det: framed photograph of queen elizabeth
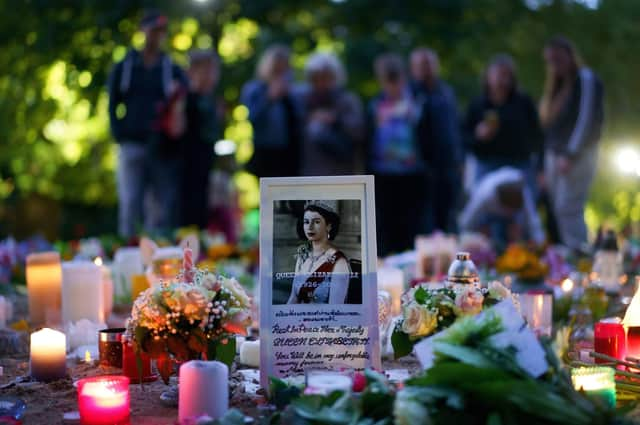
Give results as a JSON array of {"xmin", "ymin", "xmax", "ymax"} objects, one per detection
[{"xmin": 259, "ymin": 176, "xmax": 380, "ymax": 389}]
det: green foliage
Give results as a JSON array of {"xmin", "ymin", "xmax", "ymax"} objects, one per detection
[{"xmin": 2, "ymin": 0, "xmax": 640, "ymax": 232}]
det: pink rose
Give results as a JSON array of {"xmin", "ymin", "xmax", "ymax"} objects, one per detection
[{"xmin": 455, "ymin": 287, "xmax": 484, "ymax": 316}]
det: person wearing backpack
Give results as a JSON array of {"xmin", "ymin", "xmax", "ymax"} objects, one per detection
[
  {"xmin": 108, "ymin": 10, "xmax": 188, "ymax": 237},
  {"xmin": 367, "ymin": 53, "xmax": 428, "ymax": 255}
]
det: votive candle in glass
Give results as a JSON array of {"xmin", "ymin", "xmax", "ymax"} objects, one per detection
[
  {"xmin": 77, "ymin": 375, "xmax": 130, "ymax": 425},
  {"xmin": 594, "ymin": 320, "xmax": 626, "ymax": 362},
  {"xmin": 520, "ymin": 292, "xmax": 553, "ymax": 337},
  {"xmin": 99, "ymin": 328, "xmax": 125, "ymax": 368},
  {"xmin": 30, "ymin": 328, "xmax": 67, "ymax": 382},
  {"xmin": 571, "ymin": 367, "xmax": 616, "ymax": 408},
  {"xmin": 122, "ymin": 338, "xmax": 155, "ymax": 383}
]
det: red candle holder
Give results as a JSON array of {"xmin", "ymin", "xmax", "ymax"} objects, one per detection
[
  {"xmin": 122, "ymin": 339, "xmax": 157, "ymax": 383},
  {"xmin": 627, "ymin": 326, "xmax": 640, "ymax": 360},
  {"xmin": 77, "ymin": 375, "xmax": 130, "ymax": 425},
  {"xmin": 594, "ymin": 321, "xmax": 626, "ymax": 362}
]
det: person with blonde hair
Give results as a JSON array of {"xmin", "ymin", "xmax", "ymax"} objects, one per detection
[
  {"xmin": 539, "ymin": 36, "xmax": 604, "ymax": 252},
  {"xmin": 241, "ymin": 44, "xmax": 302, "ymax": 177},
  {"xmin": 299, "ymin": 52, "xmax": 364, "ymax": 175}
]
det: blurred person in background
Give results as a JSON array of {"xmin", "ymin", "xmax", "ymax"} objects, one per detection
[
  {"xmin": 299, "ymin": 53, "xmax": 365, "ymax": 176},
  {"xmin": 368, "ymin": 53, "xmax": 428, "ymax": 255},
  {"xmin": 539, "ymin": 36, "xmax": 604, "ymax": 252},
  {"xmin": 463, "ymin": 54, "xmax": 543, "ymax": 188},
  {"xmin": 181, "ymin": 49, "xmax": 224, "ymax": 229},
  {"xmin": 241, "ymin": 45, "xmax": 302, "ymax": 177},
  {"xmin": 108, "ymin": 10, "xmax": 188, "ymax": 237},
  {"xmin": 410, "ymin": 47, "xmax": 463, "ymax": 233}
]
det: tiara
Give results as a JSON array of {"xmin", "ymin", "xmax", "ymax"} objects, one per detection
[{"xmin": 305, "ymin": 200, "xmax": 338, "ymax": 214}]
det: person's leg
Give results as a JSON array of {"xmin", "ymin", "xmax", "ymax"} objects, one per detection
[
  {"xmin": 551, "ymin": 147, "xmax": 598, "ymax": 250},
  {"xmin": 116, "ymin": 143, "xmax": 146, "ymax": 238},
  {"xmin": 147, "ymin": 151, "xmax": 182, "ymax": 236}
]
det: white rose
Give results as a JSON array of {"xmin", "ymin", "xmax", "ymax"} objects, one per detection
[
  {"xmin": 488, "ymin": 281, "xmax": 511, "ymax": 300},
  {"xmin": 401, "ymin": 302, "xmax": 438, "ymax": 338},
  {"xmin": 394, "ymin": 389, "xmax": 431, "ymax": 425}
]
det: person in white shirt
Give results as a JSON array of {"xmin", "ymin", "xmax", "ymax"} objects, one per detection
[{"xmin": 460, "ymin": 167, "xmax": 545, "ymax": 247}]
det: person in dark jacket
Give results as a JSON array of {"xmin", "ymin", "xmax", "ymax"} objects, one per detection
[
  {"xmin": 299, "ymin": 53, "xmax": 365, "ymax": 176},
  {"xmin": 240, "ymin": 45, "xmax": 301, "ymax": 177},
  {"xmin": 181, "ymin": 50, "xmax": 223, "ymax": 229},
  {"xmin": 539, "ymin": 36, "xmax": 604, "ymax": 251},
  {"xmin": 368, "ymin": 53, "xmax": 427, "ymax": 255},
  {"xmin": 410, "ymin": 47, "xmax": 463, "ymax": 233},
  {"xmin": 108, "ymin": 10, "xmax": 188, "ymax": 237},
  {"xmin": 464, "ymin": 54, "xmax": 543, "ymax": 185}
]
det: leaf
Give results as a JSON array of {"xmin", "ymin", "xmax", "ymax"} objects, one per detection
[
  {"xmin": 216, "ymin": 409, "xmax": 246, "ymax": 425},
  {"xmin": 431, "ymin": 342, "xmax": 495, "ymax": 368},
  {"xmin": 391, "ymin": 326, "xmax": 414, "ymax": 359},
  {"xmin": 187, "ymin": 329, "xmax": 207, "ymax": 353},
  {"xmin": 269, "ymin": 377, "xmax": 302, "ymax": 410},
  {"xmin": 156, "ymin": 354, "xmax": 173, "ymax": 385},
  {"xmin": 167, "ymin": 334, "xmax": 190, "ymax": 361},
  {"xmin": 212, "ymin": 338, "xmax": 236, "ymax": 367},
  {"xmin": 414, "ymin": 286, "xmax": 428, "ymax": 304}
]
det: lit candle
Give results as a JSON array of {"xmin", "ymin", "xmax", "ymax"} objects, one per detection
[
  {"xmin": 30, "ymin": 328, "xmax": 67, "ymax": 382},
  {"xmin": 62, "ymin": 261, "xmax": 104, "ymax": 324},
  {"xmin": 122, "ymin": 338, "xmax": 155, "ymax": 383},
  {"xmin": 561, "ymin": 278, "xmax": 574, "ymax": 294},
  {"xmin": 306, "ymin": 370, "xmax": 353, "ymax": 395},
  {"xmin": 26, "ymin": 252, "xmax": 62, "ymax": 326},
  {"xmin": 623, "ymin": 285, "xmax": 640, "ymax": 359},
  {"xmin": 594, "ymin": 320, "xmax": 626, "ymax": 362},
  {"xmin": 77, "ymin": 375, "xmax": 130, "ymax": 425},
  {"xmin": 183, "ymin": 245, "xmax": 194, "ymax": 283},
  {"xmin": 94, "ymin": 258, "xmax": 113, "ymax": 321},
  {"xmin": 378, "ymin": 267, "xmax": 404, "ymax": 316},
  {"xmin": 113, "ymin": 247, "xmax": 143, "ymax": 301},
  {"xmin": 179, "ymin": 361, "xmax": 228, "ymax": 422},
  {"xmin": 571, "ymin": 367, "xmax": 616, "ymax": 407},
  {"xmin": 519, "ymin": 293, "xmax": 553, "ymax": 337},
  {"xmin": 239, "ymin": 340, "xmax": 260, "ymax": 367}
]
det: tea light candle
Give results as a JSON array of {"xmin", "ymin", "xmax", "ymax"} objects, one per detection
[
  {"xmin": 571, "ymin": 367, "xmax": 616, "ymax": 407},
  {"xmin": 179, "ymin": 361, "xmax": 228, "ymax": 422},
  {"xmin": 239, "ymin": 340, "xmax": 260, "ymax": 367},
  {"xmin": 306, "ymin": 370, "xmax": 353, "ymax": 395},
  {"xmin": 62, "ymin": 261, "xmax": 103, "ymax": 324},
  {"xmin": 519, "ymin": 293, "xmax": 553, "ymax": 337},
  {"xmin": 30, "ymin": 328, "xmax": 67, "ymax": 382},
  {"xmin": 378, "ymin": 267, "xmax": 404, "ymax": 316},
  {"xmin": 26, "ymin": 252, "xmax": 62, "ymax": 326},
  {"xmin": 77, "ymin": 375, "xmax": 130, "ymax": 425}
]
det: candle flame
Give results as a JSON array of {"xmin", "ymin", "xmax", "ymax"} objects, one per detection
[
  {"xmin": 561, "ymin": 278, "xmax": 574, "ymax": 293},
  {"xmin": 85, "ymin": 350, "xmax": 92, "ymax": 363},
  {"xmin": 94, "ymin": 257, "xmax": 103, "ymax": 266}
]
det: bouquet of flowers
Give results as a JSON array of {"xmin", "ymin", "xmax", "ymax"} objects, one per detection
[
  {"xmin": 391, "ymin": 281, "xmax": 516, "ymax": 358},
  {"xmin": 126, "ymin": 266, "xmax": 251, "ymax": 383},
  {"xmin": 496, "ymin": 244, "xmax": 548, "ymax": 282}
]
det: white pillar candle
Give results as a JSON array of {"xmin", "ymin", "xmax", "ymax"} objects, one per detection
[
  {"xmin": 94, "ymin": 258, "xmax": 113, "ymax": 321},
  {"xmin": 62, "ymin": 261, "xmax": 103, "ymax": 324},
  {"xmin": 377, "ymin": 267, "xmax": 404, "ymax": 316},
  {"xmin": 235, "ymin": 336, "xmax": 246, "ymax": 354},
  {"xmin": 26, "ymin": 252, "xmax": 62, "ymax": 326},
  {"xmin": 179, "ymin": 360, "xmax": 228, "ymax": 422},
  {"xmin": 239, "ymin": 340, "xmax": 260, "ymax": 367},
  {"xmin": 0, "ymin": 295, "xmax": 12, "ymax": 328},
  {"xmin": 113, "ymin": 248, "xmax": 143, "ymax": 300},
  {"xmin": 306, "ymin": 370, "xmax": 353, "ymax": 395},
  {"xmin": 30, "ymin": 328, "xmax": 67, "ymax": 382}
]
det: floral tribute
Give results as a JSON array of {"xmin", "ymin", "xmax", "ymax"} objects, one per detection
[
  {"xmin": 126, "ymin": 247, "xmax": 251, "ymax": 383},
  {"xmin": 495, "ymin": 243, "xmax": 548, "ymax": 282},
  {"xmin": 391, "ymin": 281, "xmax": 516, "ymax": 358}
]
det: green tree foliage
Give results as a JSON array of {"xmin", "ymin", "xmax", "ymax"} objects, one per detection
[{"xmin": 1, "ymin": 0, "xmax": 639, "ymax": 233}]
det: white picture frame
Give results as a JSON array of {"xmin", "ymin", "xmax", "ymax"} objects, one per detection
[{"xmin": 259, "ymin": 175, "xmax": 380, "ymax": 389}]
